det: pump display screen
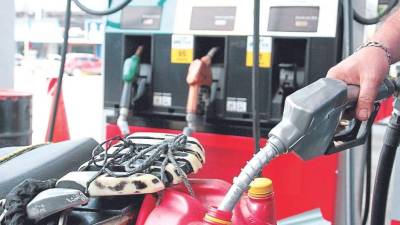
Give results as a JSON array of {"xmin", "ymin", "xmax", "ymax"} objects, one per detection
[
  {"xmin": 268, "ymin": 6, "xmax": 319, "ymax": 32},
  {"xmin": 121, "ymin": 6, "xmax": 162, "ymax": 30},
  {"xmin": 190, "ymin": 7, "xmax": 236, "ymax": 31}
]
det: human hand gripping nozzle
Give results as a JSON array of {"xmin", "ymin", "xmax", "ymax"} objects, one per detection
[{"xmin": 217, "ymin": 77, "xmax": 396, "ymax": 213}]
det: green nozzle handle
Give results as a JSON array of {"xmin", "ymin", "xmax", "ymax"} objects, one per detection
[{"xmin": 122, "ymin": 46, "xmax": 144, "ymax": 82}]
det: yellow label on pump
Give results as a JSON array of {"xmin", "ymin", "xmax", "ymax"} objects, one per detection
[
  {"xmin": 246, "ymin": 52, "xmax": 271, "ymax": 68},
  {"xmin": 246, "ymin": 36, "xmax": 272, "ymax": 68},
  {"xmin": 171, "ymin": 34, "xmax": 194, "ymax": 64},
  {"xmin": 171, "ymin": 49, "xmax": 193, "ymax": 64}
]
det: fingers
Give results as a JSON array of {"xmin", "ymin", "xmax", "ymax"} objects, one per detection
[
  {"xmin": 326, "ymin": 48, "xmax": 389, "ymax": 121},
  {"xmin": 356, "ymin": 76, "xmax": 380, "ymax": 120},
  {"xmin": 327, "ymin": 61, "xmax": 360, "ymax": 85},
  {"xmin": 328, "ymin": 64, "xmax": 379, "ymax": 121},
  {"xmin": 326, "ymin": 66, "xmax": 343, "ymax": 80}
]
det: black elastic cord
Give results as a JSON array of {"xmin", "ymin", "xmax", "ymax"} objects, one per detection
[
  {"xmin": 83, "ymin": 134, "xmax": 195, "ymax": 197},
  {"xmin": 72, "ymin": 0, "xmax": 133, "ymax": 16},
  {"xmin": 47, "ymin": 0, "xmax": 72, "ymax": 142}
]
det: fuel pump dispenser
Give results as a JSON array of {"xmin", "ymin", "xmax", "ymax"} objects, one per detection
[
  {"xmin": 103, "ymin": 0, "xmax": 346, "ymax": 221},
  {"xmin": 106, "ymin": 0, "xmax": 341, "ymax": 131},
  {"xmin": 173, "ymin": 0, "xmax": 263, "ymax": 130},
  {"xmin": 104, "ymin": 0, "xmax": 178, "ymax": 120},
  {"xmin": 260, "ymin": 0, "xmax": 342, "ymax": 121}
]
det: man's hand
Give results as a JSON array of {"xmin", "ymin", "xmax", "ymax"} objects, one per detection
[
  {"xmin": 327, "ymin": 47, "xmax": 389, "ymax": 120},
  {"xmin": 327, "ymin": 7, "xmax": 400, "ymax": 120}
]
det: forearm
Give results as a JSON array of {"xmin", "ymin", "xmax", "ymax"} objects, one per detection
[{"xmin": 371, "ymin": 8, "xmax": 400, "ymax": 62}]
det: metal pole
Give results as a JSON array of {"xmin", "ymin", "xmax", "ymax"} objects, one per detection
[{"xmin": 252, "ymin": 0, "xmax": 260, "ymax": 153}]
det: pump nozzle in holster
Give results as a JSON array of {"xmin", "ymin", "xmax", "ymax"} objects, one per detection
[
  {"xmin": 271, "ymin": 63, "xmax": 305, "ymax": 120},
  {"xmin": 117, "ymin": 46, "xmax": 144, "ymax": 136},
  {"xmin": 218, "ymin": 77, "xmax": 397, "ymax": 212},
  {"xmin": 183, "ymin": 47, "xmax": 219, "ymax": 136}
]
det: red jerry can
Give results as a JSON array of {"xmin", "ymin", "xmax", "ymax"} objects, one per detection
[{"xmin": 137, "ymin": 178, "xmax": 277, "ymax": 225}]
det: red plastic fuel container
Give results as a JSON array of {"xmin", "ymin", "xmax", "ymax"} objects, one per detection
[
  {"xmin": 137, "ymin": 178, "xmax": 277, "ymax": 225},
  {"xmin": 236, "ymin": 177, "xmax": 277, "ymax": 224}
]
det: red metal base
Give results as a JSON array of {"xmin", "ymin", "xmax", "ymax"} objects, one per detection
[{"xmin": 106, "ymin": 123, "xmax": 338, "ymax": 221}]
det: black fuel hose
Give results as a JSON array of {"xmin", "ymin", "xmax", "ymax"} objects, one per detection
[
  {"xmin": 48, "ymin": 0, "xmax": 134, "ymax": 141},
  {"xmin": 361, "ymin": 131, "xmax": 372, "ymax": 225},
  {"xmin": 370, "ymin": 110, "xmax": 400, "ymax": 225},
  {"xmin": 72, "ymin": 0, "xmax": 133, "ymax": 16},
  {"xmin": 47, "ymin": 0, "xmax": 72, "ymax": 142},
  {"xmin": 353, "ymin": 0, "xmax": 398, "ymax": 25}
]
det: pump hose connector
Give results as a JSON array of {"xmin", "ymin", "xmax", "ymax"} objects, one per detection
[{"xmin": 218, "ymin": 136, "xmax": 286, "ymax": 212}]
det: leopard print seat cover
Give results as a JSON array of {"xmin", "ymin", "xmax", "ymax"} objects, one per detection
[{"xmin": 56, "ymin": 132, "xmax": 205, "ymax": 196}]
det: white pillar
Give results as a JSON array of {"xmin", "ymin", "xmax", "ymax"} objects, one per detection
[
  {"xmin": 334, "ymin": 0, "xmax": 369, "ymax": 224},
  {"xmin": 0, "ymin": 0, "xmax": 15, "ymax": 89}
]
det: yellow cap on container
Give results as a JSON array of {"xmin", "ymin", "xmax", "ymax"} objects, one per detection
[
  {"xmin": 204, "ymin": 214, "xmax": 232, "ymax": 225},
  {"xmin": 248, "ymin": 177, "xmax": 273, "ymax": 199}
]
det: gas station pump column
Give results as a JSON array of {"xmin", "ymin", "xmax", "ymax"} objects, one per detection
[{"xmin": 0, "ymin": 0, "xmax": 15, "ymax": 89}]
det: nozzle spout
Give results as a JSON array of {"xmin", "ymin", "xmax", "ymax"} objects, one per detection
[
  {"xmin": 135, "ymin": 45, "xmax": 144, "ymax": 57},
  {"xmin": 218, "ymin": 136, "xmax": 285, "ymax": 212},
  {"xmin": 206, "ymin": 47, "xmax": 219, "ymax": 59}
]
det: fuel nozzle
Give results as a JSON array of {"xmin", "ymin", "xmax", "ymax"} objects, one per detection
[
  {"xmin": 117, "ymin": 45, "xmax": 144, "ymax": 136},
  {"xmin": 183, "ymin": 47, "xmax": 219, "ymax": 136},
  {"xmin": 218, "ymin": 77, "xmax": 397, "ymax": 213}
]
